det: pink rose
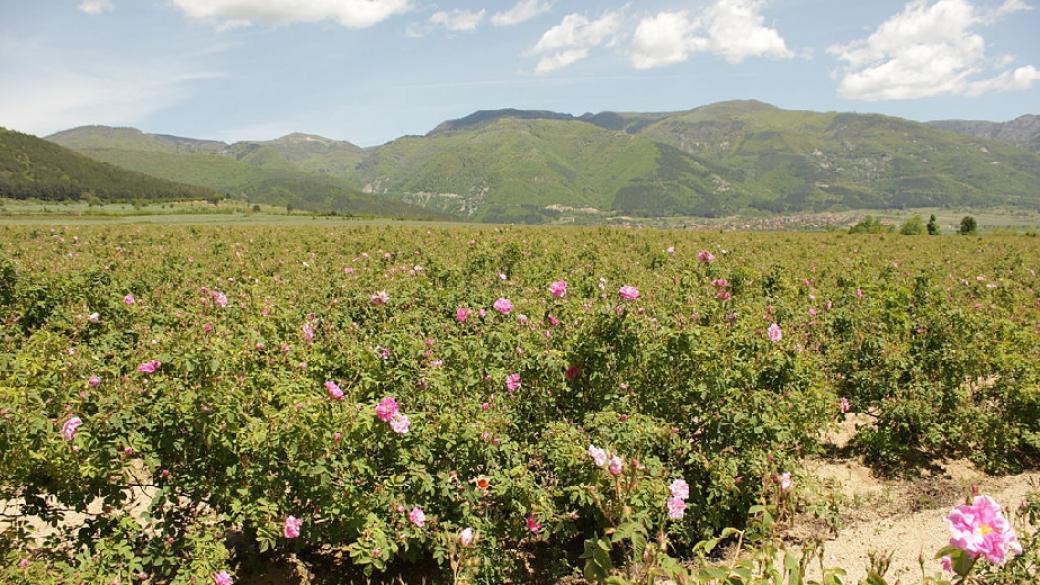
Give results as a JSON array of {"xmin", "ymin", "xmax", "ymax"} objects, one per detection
[
  {"xmin": 667, "ymin": 496, "xmax": 687, "ymax": 519},
  {"xmin": 549, "ymin": 280, "xmax": 568, "ymax": 298},
  {"xmin": 670, "ymin": 479, "xmax": 690, "ymax": 500},
  {"xmin": 493, "ymin": 298, "xmax": 513, "ymax": 314},
  {"xmin": 947, "ymin": 495, "xmax": 1022, "ymax": 565},
  {"xmin": 408, "ymin": 506, "xmax": 425, "ymax": 528},
  {"xmin": 283, "ymin": 516, "xmax": 302, "ymax": 539},
  {"xmin": 325, "ymin": 381, "xmax": 344, "ymax": 400},
  {"xmin": 88, "ymin": 312, "xmax": 100, "ymax": 323},
  {"xmin": 88, "ymin": 375, "xmax": 101, "ymax": 387},
  {"xmin": 608, "ymin": 455, "xmax": 624, "ymax": 476},
  {"xmin": 123, "ymin": 293, "xmax": 136, "ymax": 305},
  {"xmin": 779, "ymin": 472, "xmax": 793, "ymax": 492},
  {"xmin": 697, "ymin": 250, "xmax": 715, "ymax": 264},
  {"xmin": 618, "ymin": 286, "xmax": 640, "ymax": 300},
  {"xmin": 505, "ymin": 373, "xmax": 521, "ymax": 392},
  {"xmin": 526, "ymin": 516, "xmax": 542, "ymax": 534},
  {"xmin": 587, "ymin": 445, "xmax": 608, "ymax": 467},
  {"xmin": 137, "ymin": 360, "xmax": 161, "ymax": 374},
  {"xmin": 61, "ymin": 416, "xmax": 82, "ymax": 441},
  {"xmin": 214, "ymin": 571, "xmax": 233, "ymax": 585},
  {"xmin": 389, "ymin": 412, "xmax": 411, "ymax": 434},
  {"xmin": 375, "ymin": 397, "xmax": 399, "ymax": 422},
  {"xmin": 767, "ymin": 323, "xmax": 782, "ymax": 343},
  {"xmin": 455, "ymin": 307, "xmax": 470, "ymax": 322}
]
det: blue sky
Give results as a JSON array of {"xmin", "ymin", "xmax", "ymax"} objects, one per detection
[{"xmin": 1, "ymin": 0, "xmax": 1037, "ymax": 146}]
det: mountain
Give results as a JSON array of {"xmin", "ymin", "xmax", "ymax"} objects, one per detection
[
  {"xmin": 354, "ymin": 100, "xmax": 1040, "ymax": 219},
  {"xmin": 928, "ymin": 115, "xmax": 1040, "ymax": 152},
  {"xmin": 45, "ymin": 101, "xmax": 1040, "ymax": 223},
  {"xmin": 47, "ymin": 127, "xmax": 442, "ymax": 219},
  {"xmin": 0, "ymin": 127, "xmax": 214, "ymax": 202}
]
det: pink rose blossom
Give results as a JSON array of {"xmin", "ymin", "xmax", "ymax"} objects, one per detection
[
  {"xmin": 408, "ymin": 506, "xmax": 425, "ymax": 528},
  {"xmin": 667, "ymin": 496, "xmax": 687, "ymax": 519},
  {"xmin": 505, "ymin": 373, "xmax": 522, "ymax": 392},
  {"xmin": 389, "ymin": 412, "xmax": 411, "ymax": 434},
  {"xmin": 767, "ymin": 323, "xmax": 783, "ymax": 343},
  {"xmin": 546, "ymin": 314, "xmax": 561, "ymax": 327},
  {"xmin": 137, "ymin": 360, "xmax": 161, "ymax": 374},
  {"xmin": 283, "ymin": 516, "xmax": 302, "ymax": 539},
  {"xmin": 839, "ymin": 397, "xmax": 850, "ymax": 413},
  {"xmin": 123, "ymin": 293, "xmax": 136, "ymax": 305},
  {"xmin": 88, "ymin": 375, "xmax": 101, "ymax": 387},
  {"xmin": 947, "ymin": 495, "xmax": 1022, "ymax": 565},
  {"xmin": 61, "ymin": 416, "xmax": 82, "ymax": 441},
  {"xmin": 711, "ymin": 278, "xmax": 729, "ymax": 288},
  {"xmin": 526, "ymin": 516, "xmax": 542, "ymax": 534},
  {"xmin": 588, "ymin": 445, "xmax": 608, "ymax": 467},
  {"xmin": 608, "ymin": 455, "xmax": 624, "ymax": 476},
  {"xmin": 493, "ymin": 298, "xmax": 513, "ymax": 314},
  {"xmin": 618, "ymin": 286, "xmax": 640, "ymax": 300},
  {"xmin": 670, "ymin": 479, "xmax": 690, "ymax": 500},
  {"xmin": 214, "ymin": 571, "xmax": 233, "ymax": 585},
  {"xmin": 779, "ymin": 472, "xmax": 793, "ymax": 492},
  {"xmin": 325, "ymin": 381, "xmax": 344, "ymax": 401},
  {"xmin": 666, "ymin": 246, "xmax": 675, "ymax": 255},
  {"xmin": 855, "ymin": 288, "xmax": 864, "ymax": 299},
  {"xmin": 549, "ymin": 280, "xmax": 568, "ymax": 298},
  {"xmin": 18, "ymin": 558, "xmax": 29, "ymax": 570},
  {"xmin": 459, "ymin": 527, "xmax": 475, "ymax": 547},
  {"xmin": 376, "ymin": 397, "xmax": 399, "ymax": 422},
  {"xmin": 88, "ymin": 312, "xmax": 100, "ymax": 323},
  {"xmin": 697, "ymin": 250, "xmax": 715, "ymax": 264},
  {"xmin": 716, "ymin": 290, "xmax": 732, "ymax": 301},
  {"xmin": 302, "ymin": 321, "xmax": 315, "ymax": 343},
  {"xmin": 456, "ymin": 307, "xmax": 470, "ymax": 322},
  {"xmin": 808, "ymin": 307, "xmax": 818, "ymax": 317},
  {"xmin": 940, "ymin": 556, "xmax": 953, "ymax": 573}
]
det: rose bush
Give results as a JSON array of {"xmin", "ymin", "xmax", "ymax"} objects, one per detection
[{"xmin": 0, "ymin": 226, "xmax": 1037, "ymax": 583}]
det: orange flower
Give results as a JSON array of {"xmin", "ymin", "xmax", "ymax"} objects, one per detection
[{"xmin": 474, "ymin": 476, "xmax": 490, "ymax": 491}]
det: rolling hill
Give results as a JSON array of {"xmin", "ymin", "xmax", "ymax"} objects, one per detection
[
  {"xmin": 0, "ymin": 127, "xmax": 214, "ymax": 202},
  {"xmin": 46, "ymin": 127, "xmax": 443, "ymax": 219},
  {"xmin": 45, "ymin": 102, "xmax": 1040, "ymax": 223}
]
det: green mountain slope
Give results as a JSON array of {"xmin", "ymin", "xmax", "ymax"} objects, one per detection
[
  {"xmin": 47, "ymin": 128, "xmax": 441, "ymax": 219},
  {"xmin": 0, "ymin": 128, "xmax": 215, "ymax": 202},
  {"xmin": 633, "ymin": 101, "xmax": 1040, "ymax": 212},
  {"xmin": 358, "ymin": 118, "xmax": 744, "ymax": 221}
]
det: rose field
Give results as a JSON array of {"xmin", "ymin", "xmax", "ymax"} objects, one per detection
[{"xmin": 1, "ymin": 224, "xmax": 1039, "ymax": 585}]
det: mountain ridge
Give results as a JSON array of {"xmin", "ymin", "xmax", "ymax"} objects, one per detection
[{"xmin": 43, "ymin": 101, "xmax": 1040, "ymax": 223}]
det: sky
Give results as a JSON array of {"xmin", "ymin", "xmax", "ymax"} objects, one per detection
[{"xmin": 0, "ymin": 0, "xmax": 1038, "ymax": 146}]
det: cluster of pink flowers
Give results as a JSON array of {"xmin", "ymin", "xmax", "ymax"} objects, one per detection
[
  {"xmin": 667, "ymin": 478, "xmax": 690, "ymax": 520},
  {"xmin": 946, "ymin": 495, "xmax": 1022, "ymax": 565},
  {"xmin": 587, "ymin": 445, "xmax": 624, "ymax": 476},
  {"xmin": 376, "ymin": 397, "xmax": 410, "ymax": 434}
]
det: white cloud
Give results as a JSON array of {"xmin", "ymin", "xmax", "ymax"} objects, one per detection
[
  {"xmin": 828, "ymin": 0, "xmax": 1038, "ymax": 100},
  {"xmin": 0, "ymin": 38, "xmax": 220, "ymax": 136},
  {"xmin": 429, "ymin": 8, "xmax": 486, "ymax": 31},
  {"xmin": 492, "ymin": 0, "xmax": 554, "ymax": 26},
  {"xmin": 78, "ymin": 0, "xmax": 114, "ymax": 15},
  {"xmin": 529, "ymin": 11, "xmax": 623, "ymax": 73},
  {"xmin": 170, "ymin": 0, "xmax": 411, "ymax": 29},
  {"xmin": 631, "ymin": 0, "xmax": 792, "ymax": 69}
]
